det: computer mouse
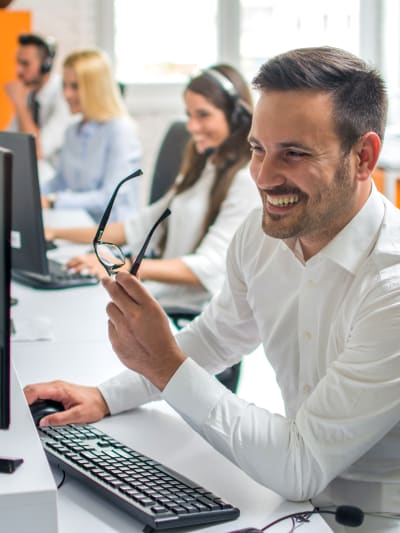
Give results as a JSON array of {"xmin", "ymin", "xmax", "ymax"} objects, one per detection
[
  {"xmin": 29, "ymin": 399, "xmax": 65, "ymax": 427},
  {"xmin": 45, "ymin": 239, "xmax": 58, "ymax": 251}
]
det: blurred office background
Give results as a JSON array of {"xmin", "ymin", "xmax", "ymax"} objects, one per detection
[
  {"xmin": 3, "ymin": 0, "xmax": 400, "ymax": 204},
  {"xmin": 2, "ymin": 0, "xmax": 400, "ymax": 412}
]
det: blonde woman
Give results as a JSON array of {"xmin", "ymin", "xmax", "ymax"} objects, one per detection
[{"xmin": 41, "ymin": 49, "xmax": 141, "ymax": 222}]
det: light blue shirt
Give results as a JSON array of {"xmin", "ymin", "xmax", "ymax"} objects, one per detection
[{"xmin": 42, "ymin": 115, "xmax": 141, "ymax": 222}]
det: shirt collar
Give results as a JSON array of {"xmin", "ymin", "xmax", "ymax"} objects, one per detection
[
  {"xmin": 281, "ymin": 184, "xmax": 385, "ymax": 273},
  {"xmin": 317, "ymin": 184, "xmax": 384, "ymax": 273}
]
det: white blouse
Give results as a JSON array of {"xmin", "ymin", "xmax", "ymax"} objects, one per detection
[{"xmin": 123, "ymin": 159, "xmax": 259, "ymax": 310}]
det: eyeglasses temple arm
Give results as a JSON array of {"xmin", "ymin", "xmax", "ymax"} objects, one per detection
[
  {"xmin": 93, "ymin": 168, "xmax": 143, "ymax": 245},
  {"xmin": 130, "ymin": 207, "xmax": 171, "ymax": 276}
]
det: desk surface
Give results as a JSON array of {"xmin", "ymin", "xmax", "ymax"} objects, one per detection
[{"xmin": 11, "ymin": 279, "xmax": 331, "ymax": 533}]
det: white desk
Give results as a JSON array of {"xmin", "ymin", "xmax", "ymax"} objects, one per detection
[
  {"xmin": 10, "ymin": 280, "xmax": 332, "ymax": 533},
  {"xmin": 0, "ymin": 366, "xmax": 58, "ymax": 533}
]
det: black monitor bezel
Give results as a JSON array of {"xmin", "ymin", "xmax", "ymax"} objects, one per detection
[
  {"xmin": 0, "ymin": 131, "xmax": 48, "ymax": 277},
  {"xmin": 0, "ymin": 148, "xmax": 12, "ymax": 429}
]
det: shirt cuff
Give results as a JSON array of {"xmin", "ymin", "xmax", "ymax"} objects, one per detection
[
  {"xmin": 99, "ymin": 369, "xmax": 161, "ymax": 415},
  {"xmin": 162, "ymin": 357, "xmax": 227, "ymax": 425}
]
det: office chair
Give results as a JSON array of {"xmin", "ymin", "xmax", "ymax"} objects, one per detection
[
  {"xmin": 150, "ymin": 121, "xmax": 242, "ymax": 394},
  {"xmin": 149, "ymin": 121, "xmax": 190, "ymax": 203}
]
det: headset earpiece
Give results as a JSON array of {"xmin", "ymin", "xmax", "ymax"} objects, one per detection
[
  {"xmin": 203, "ymin": 68, "xmax": 250, "ymax": 130},
  {"xmin": 40, "ymin": 56, "xmax": 53, "ymax": 74},
  {"xmin": 40, "ymin": 38, "xmax": 56, "ymax": 75},
  {"xmin": 230, "ymin": 98, "xmax": 251, "ymax": 129}
]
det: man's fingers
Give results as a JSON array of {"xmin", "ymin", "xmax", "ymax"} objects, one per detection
[
  {"xmin": 105, "ymin": 301, "xmax": 125, "ymax": 326},
  {"xmin": 116, "ymin": 271, "xmax": 158, "ymax": 307},
  {"xmin": 24, "ymin": 382, "xmax": 67, "ymax": 406},
  {"xmin": 102, "ymin": 273, "xmax": 143, "ymax": 310},
  {"xmin": 40, "ymin": 405, "xmax": 93, "ymax": 427}
]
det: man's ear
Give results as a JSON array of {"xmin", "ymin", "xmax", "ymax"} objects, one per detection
[{"xmin": 355, "ymin": 131, "xmax": 381, "ymax": 181}]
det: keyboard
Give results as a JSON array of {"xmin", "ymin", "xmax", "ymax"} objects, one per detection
[
  {"xmin": 12, "ymin": 259, "xmax": 98, "ymax": 290},
  {"xmin": 38, "ymin": 423, "xmax": 240, "ymax": 531}
]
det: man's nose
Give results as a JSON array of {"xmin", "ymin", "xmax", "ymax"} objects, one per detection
[{"xmin": 251, "ymin": 154, "xmax": 286, "ymax": 189}]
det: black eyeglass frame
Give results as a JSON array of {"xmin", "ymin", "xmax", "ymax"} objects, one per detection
[{"xmin": 93, "ymin": 169, "xmax": 171, "ymax": 276}]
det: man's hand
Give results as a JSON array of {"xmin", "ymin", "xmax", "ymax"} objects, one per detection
[
  {"xmin": 24, "ymin": 380, "xmax": 110, "ymax": 427},
  {"xmin": 4, "ymin": 80, "xmax": 30, "ymax": 108},
  {"xmin": 102, "ymin": 271, "xmax": 187, "ymax": 390}
]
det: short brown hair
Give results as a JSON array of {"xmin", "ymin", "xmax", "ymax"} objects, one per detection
[{"xmin": 253, "ymin": 46, "xmax": 388, "ymax": 153}]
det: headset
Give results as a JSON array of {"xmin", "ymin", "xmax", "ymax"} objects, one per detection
[
  {"xmin": 18, "ymin": 33, "xmax": 57, "ymax": 75},
  {"xmin": 200, "ymin": 67, "xmax": 252, "ymax": 130},
  {"xmin": 229, "ymin": 502, "xmax": 400, "ymax": 531}
]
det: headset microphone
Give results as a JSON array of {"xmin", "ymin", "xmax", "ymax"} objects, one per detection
[
  {"xmin": 228, "ymin": 504, "xmax": 364, "ymax": 532},
  {"xmin": 203, "ymin": 147, "xmax": 216, "ymax": 158},
  {"xmin": 323, "ymin": 505, "xmax": 364, "ymax": 527}
]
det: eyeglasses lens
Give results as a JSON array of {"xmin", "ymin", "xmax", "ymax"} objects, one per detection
[{"xmin": 95, "ymin": 243, "xmax": 125, "ymax": 270}]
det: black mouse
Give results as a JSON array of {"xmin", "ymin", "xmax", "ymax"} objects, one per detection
[{"xmin": 29, "ymin": 399, "xmax": 65, "ymax": 427}]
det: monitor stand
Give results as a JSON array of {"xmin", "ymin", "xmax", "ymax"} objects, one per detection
[{"xmin": 0, "ymin": 365, "xmax": 58, "ymax": 533}]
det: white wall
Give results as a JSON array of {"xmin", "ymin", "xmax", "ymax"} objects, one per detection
[
  {"xmin": 8, "ymin": 0, "xmax": 181, "ymax": 204},
  {"xmin": 8, "ymin": 0, "xmax": 400, "ymax": 199}
]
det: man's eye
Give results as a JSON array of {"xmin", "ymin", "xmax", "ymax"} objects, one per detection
[
  {"xmin": 287, "ymin": 150, "xmax": 307, "ymax": 158},
  {"xmin": 250, "ymin": 145, "xmax": 263, "ymax": 153}
]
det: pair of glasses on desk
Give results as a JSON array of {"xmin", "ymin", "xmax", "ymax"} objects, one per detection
[{"xmin": 93, "ymin": 169, "xmax": 171, "ymax": 276}]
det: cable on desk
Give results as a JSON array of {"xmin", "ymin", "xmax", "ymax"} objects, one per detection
[{"xmin": 56, "ymin": 469, "xmax": 66, "ymax": 489}]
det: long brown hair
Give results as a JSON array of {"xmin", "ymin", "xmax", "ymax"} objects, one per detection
[{"xmin": 160, "ymin": 64, "xmax": 253, "ymax": 252}]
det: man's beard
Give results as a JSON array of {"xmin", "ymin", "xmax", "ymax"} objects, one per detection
[{"xmin": 260, "ymin": 156, "xmax": 357, "ymax": 243}]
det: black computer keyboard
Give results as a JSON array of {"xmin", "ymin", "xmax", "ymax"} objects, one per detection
[
  {"xmin": 12, "ymin": 259, "xmax": 98, "ymax": 289},
  {"xmin": 38, "ymin": 423, "xmax": 240, "ymax": 531}
]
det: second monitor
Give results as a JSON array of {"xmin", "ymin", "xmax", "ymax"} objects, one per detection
[{"xmin": 0, "ymin": 131, "xmax": 97, "ymax": 290}]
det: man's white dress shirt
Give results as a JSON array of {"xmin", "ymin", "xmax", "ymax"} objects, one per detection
[
  {"xmin": 100, "ymin": 186, "xmax": 400, "ymax": 531},
  {"xmin": 8, "ymin": 74, "xmax": 73, "ymax": 182}
]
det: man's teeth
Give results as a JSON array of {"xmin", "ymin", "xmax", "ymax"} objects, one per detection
[{"xmin": 267, "ymin": 195, "xmax": 299, "ymax": 207}]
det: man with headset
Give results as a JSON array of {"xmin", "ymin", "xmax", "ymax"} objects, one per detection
[{"xmin": 4, "ymin": 33, "xmax": 72, "ymax": 181}]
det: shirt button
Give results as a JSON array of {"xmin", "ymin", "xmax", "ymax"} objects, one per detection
[
  {"xmin": 303, "ymin": 384, "xmax": 311, "ymax": 394},
  {"xmin": 304, "ymin": 330, "xmax": 312, "ymax": 340}
]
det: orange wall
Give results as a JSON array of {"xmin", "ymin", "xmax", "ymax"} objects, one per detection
[
  {"xmin": 0, "ymin": 10, "xmax": 31, "ymax": 129},
  {"xmin": 373, "ymin": 168, "xmax": 400, "ymax": 208}
]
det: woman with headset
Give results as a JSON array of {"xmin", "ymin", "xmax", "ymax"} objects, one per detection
[
  {"xmin": 41, "ymin": 49, "xmax": 141, "ymax": 222},
  {"xmin": 45, "ymin": 64, "xmax": 259, "ymax": 312}
]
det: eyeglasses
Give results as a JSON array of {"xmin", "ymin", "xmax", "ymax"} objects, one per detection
[{"xmin": 93, "ymin": 169, "xmax": 171, "ymax": 276}]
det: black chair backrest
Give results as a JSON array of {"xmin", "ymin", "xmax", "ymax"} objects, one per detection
[{"xmin": 149, "ymin": 121, "xmax": 190, "ymax": 204}]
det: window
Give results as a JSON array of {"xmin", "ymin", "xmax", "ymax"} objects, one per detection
[
  {"xmin": 240, "ymin": 0, "xmax": 360, "ymax": 79},
  {"xmin": 114, "ymin": 0, "xmax": 218, "ymax": 83}
]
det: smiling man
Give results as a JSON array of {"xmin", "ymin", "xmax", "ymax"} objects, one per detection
[{"xmin": 25, "ymin": 47, "xmax": 400, "ymax": 532}]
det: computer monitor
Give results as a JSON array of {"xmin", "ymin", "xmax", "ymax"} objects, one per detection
[
  {"xmin": 0, "ymin": 131, "xmax": 97, "ymax": 290},
  {"xmin": 0, "ymin": 148, "xmax": 12, "ymax": 429},
  {"xmin": 0, "ymin": 132, "xmax": 47, "ymax": 276}
]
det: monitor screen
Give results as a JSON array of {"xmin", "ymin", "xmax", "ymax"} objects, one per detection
[
  {"xmin": 0, "ymin": 148, "xmax": 12, "ymax": 429},
  {"xmin": 0, "ymin": 132, "xmax": 48, "ymax": 277}
]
